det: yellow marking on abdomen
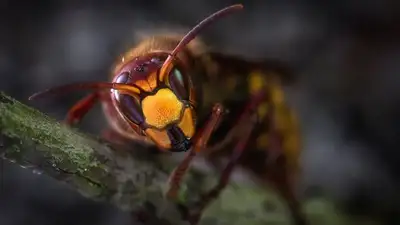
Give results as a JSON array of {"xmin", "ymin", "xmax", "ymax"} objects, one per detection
[
  {"xmin": 249, "ymin": 71, "xmax": 269, "ymax": 119},
  {"xmin": 249, "ymin": 72, "xmax": 300, "ymax": 172},
  {"xmin": 248, "ymin": 71, "xmax": 265, "ymax": 94}
]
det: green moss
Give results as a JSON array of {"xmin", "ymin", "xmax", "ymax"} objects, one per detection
[
  {"xmin": 201, "ymin": 183, "xmax": 290, "ymax": 225},
  {"xmin": 0, "ymin": 92, "xmax": 384, "ymax": 225},
  {"xmin": 0, "ymin": 93, "xmax": 102, "ymax": 173},
  {"xmin": 0, "ymin": 92, "xmax": 111, "ymax": 197}
]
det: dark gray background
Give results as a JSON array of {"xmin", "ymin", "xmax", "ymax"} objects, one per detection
[{"xmin": 1, "ymin": 0, "xmax": 400, "ymax": 224}]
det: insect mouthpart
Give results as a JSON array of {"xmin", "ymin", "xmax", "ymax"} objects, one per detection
[
  {"xmin": 167, "ymin": 125, "xmax": 192, "ymax": 152},
  {"xmin": 141, "ymin": 88, "xmax": 196, "ymax": 151}
]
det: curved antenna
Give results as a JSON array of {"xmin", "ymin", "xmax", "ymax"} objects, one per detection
[
  {"xmin": 159, "ymin": 4, "xmax": 244, "ymax": 81},
  {"xmin": 29, "ymin": 82, "xmax": 140, "ymax": 100},
  {"xmin": 30, "ymin": 4, "xmax": 243, "ymax": 101}
]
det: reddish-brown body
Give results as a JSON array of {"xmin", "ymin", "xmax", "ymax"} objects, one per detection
[
  {"xmin": 100, "ymin": 36, "xmax": 205, "ymax": 150},
  {"xmin": 29, "ymin": 4, "xmax": 307, "ymax": 225},
  {"xmin": 102, "ymin": 55, "xmax": 164, "ymax": 145}
]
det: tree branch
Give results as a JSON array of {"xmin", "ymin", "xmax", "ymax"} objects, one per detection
[{"xmin": 0, "ymin": 92, "xmax": 373, "ymax": 225}]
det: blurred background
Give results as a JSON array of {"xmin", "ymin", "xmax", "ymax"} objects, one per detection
[{"xmin": 1, "ymin": 0, "xmax": 400, "ymax": 224}]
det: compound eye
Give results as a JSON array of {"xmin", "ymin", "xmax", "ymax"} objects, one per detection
[
  {"xmin": 113, "ymin": 72, "xmax": 145, "ymax": 126},
  {"xmin": 167, "ymin": 67, "xmax": 189, "ymax": 100},
  {"xmin": 113, "ymin": 72, "xmax": 130, "ymax": 101},
  {"xmin": 118, "ymin": 94, "xmax": 145, "ymax": 125},
  {"xmin": 115, "ymin": 71, "xmax": 130, "ymax": 84}
]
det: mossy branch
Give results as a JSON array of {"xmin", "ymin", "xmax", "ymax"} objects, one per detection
[{"xmin": 0, "ymin": 92, "xmax": 377, "ymax": 225}]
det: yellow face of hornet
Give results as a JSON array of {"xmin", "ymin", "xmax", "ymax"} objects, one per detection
[
  {"xmin": 141, "ymin": 88, "xmax": 195, "ymax": 150},
  {"xmin": 112, "ymin": 54, "xmax": 197, "ymax": 152}
]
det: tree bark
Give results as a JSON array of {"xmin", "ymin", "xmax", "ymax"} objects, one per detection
[{"xmin": 0, "ymin": 92, "xmax": 374, "ymax": 225}]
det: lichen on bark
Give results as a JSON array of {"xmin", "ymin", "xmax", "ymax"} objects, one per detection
[{"xmin": 0, "ymin": 92, "xmax": 381, "ymax": 225}]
